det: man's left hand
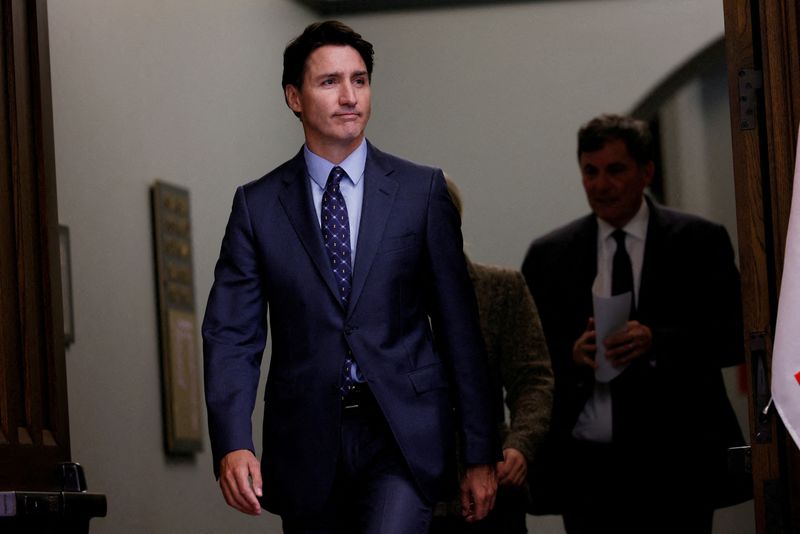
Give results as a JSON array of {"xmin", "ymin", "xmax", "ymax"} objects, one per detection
[
  {"xmin": 496, "ymin": 447, "xmax": 527, "ymax": 487},
  {"xmin": 604, "ymin": 320, "xmax": 652, "ymax": 367},
  {"xmin": 460, "ymin": 464, "xmax": 497, "ymax": 523}
]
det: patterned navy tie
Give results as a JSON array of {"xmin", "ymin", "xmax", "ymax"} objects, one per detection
[
  {"xmin": 322, "ymin": 166, "xmax": 352, "ymax": 306},
  {"xmin": 321, "ymin": 166, "xmax": 363, "ymax": 394}
]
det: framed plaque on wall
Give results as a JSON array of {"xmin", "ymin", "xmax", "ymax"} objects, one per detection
[{"xmin": 151, "ymin": 181, "xmax": 203, "ymax": 454}]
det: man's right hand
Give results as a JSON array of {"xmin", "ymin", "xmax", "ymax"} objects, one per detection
[
  {"xmin": 219, "ymin": 449, "xmax": 263, "ymax": 515},
  {"xmin": 572, "ymin": 317, "xmax": 598, "ymax": 369},
  {"xmin": 460, "ymin": 464, "xmax": 498, "ymax": 523}
]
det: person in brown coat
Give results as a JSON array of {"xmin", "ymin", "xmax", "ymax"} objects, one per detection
[{"xmin": 428, "ymin": 177, "xmax": 554, "ymax": 534}]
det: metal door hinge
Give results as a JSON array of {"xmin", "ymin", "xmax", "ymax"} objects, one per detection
[
  {"xmin": 738, "ymin": 69, "xmax": 763, "ymax": 130},
  {"xmin": 750, "ymin": 330, "xmax": 772, "ymax": 443}
]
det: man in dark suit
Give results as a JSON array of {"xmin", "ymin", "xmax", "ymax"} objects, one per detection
[
  {"xmin": 202, "ymin": 21, "xmax": 499, "ymax": 534},
  {"xmin": 522, "ymin": 114, "xmax": 744, "ymax": 533}
]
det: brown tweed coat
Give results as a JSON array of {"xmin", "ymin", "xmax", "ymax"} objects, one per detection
[
  {"xmin": 435, "ymin": 261, "xmax": 553, "ymax": 516},
  {"xmin": 467, "ymin": 261, "xmax": 553, "ymax": 464}
]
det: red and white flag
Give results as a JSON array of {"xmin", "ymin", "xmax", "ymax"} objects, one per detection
[{"xmin": 772, "ymin": 127, "xmax": 800, "ymax": 449}]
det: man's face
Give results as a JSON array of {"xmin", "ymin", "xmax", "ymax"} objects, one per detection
[
  {"xmin": 580, "ymin": 138, "xmax": 653, "ymax": 228},
  {"xmin": 285, "ymin": 45, "xmax": 371, "ymax": 158}
]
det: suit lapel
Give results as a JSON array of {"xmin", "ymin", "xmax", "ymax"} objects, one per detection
[
  {"xmin": 576, "ymin": 216, "xmax": 599, "ymax": 314},
  {"xmin": 348, "ymin": 144, "xmax": 398, "ymax": 317},
  {"xmin": 277, "ymin": 150, "xmax": 342, "ymax": 305},
  {"xmin": 569, "ymin": 216, "xmax": 599, "ymax": 410},
  {"xmin": 638, "ymin": 198, "xmax": 665, "ymax": 318}
]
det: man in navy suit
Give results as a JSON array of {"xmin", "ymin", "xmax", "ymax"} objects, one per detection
[
  {"xmin": 202, "ymin": 21, "xmax": 499, "ymax": 533},
  {"xmin": 522, "ymin": 114, "xmax": 744, "ymax": 533}
]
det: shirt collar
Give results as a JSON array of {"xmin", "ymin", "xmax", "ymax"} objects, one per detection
[
  {"xmin": 597, "ymin": 197, "xmax": 650, "ymax": 242},
  {"xmin": 304, "ymin": 139, "xmax": 367, "ymax": 190}
]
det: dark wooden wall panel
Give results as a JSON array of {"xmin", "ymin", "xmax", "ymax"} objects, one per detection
[{"xmin": 0, "ymin": 0, "xmax": 70, "ymax": 491}]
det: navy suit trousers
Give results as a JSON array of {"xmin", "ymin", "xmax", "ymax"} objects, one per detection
[{"xmin": 281, "ymin": 397, "xmax": 433, "ymax": 534}]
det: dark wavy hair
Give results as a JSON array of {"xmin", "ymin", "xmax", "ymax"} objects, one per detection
[
  {"xmin": 282, "ymin": 20, "xmax": 374, "ymax": 92},
  {"xmin": 577, "ymin": 114, "xmax": 654, "ymax": 166}
]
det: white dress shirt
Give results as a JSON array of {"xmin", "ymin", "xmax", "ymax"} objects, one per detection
[{"xmin": 572, "ymin": 199, "xmax": 649, "ymax": 443}]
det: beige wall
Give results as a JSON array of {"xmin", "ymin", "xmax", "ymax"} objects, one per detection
[
  {"xmin": 47, "ymin": 1, "xmax": 748, "ymax": 533},
  {"xmin": 49, "ymin": 1, "xmax": 309, "ymax": 532},
  {"xmin": 339, "ymin": 0, "xmax": 727, "ymax": 265}
]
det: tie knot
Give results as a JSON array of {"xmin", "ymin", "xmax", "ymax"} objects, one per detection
[
  {"xmin": 327, "ymin": 166, "xmax": 347, "ymax": 189},
  {"xmin": 612, "ymin": 229, "xmax": 626, "ymax": 247}
]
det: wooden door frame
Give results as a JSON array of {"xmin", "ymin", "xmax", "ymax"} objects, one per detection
[{"xmin": 724, "ymin": 0, "xmax": 800, "ymax": 532}]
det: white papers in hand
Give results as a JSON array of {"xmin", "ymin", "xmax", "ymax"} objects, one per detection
[{"xmin": 593, "ymin": 288, "xmax": 632, "ymax": 383}]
